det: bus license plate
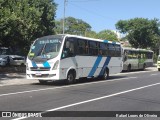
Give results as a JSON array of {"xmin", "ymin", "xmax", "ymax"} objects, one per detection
[{"xmin": 35, "ymin": 72, "xmax": 42, "ymax": 76}]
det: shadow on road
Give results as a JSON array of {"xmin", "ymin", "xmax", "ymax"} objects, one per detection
[
  {"xmin": 0, "ymin": 73, "xmax": 25, "ymax": 80},
  {"xmin": 31, "ymin": 75, "xmax": 128, "ymax": 86}
]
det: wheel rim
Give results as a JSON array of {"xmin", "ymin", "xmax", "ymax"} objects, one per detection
[
  {"xmin": 67, "ymin": 72, "xmax": 74, "ymax": 84},
  {"xmin": 103, "ymin": 70, "xmax": 108, "ymax": 80},
  {"xmin": 143, "ymin": 64, "xmax": 146, "ymax": 70},
  {"xmin": 68, "ymin": 74, "xmax": 73, "ymax": 81}
]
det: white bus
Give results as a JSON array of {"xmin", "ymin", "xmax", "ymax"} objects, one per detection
[
  {"xmin": 123, "ymin": 47, "xmax": 153, "ymax": 71},
  {"xmin": 26, "ymin": 34, "xmax": 123, "ymax": 84}
]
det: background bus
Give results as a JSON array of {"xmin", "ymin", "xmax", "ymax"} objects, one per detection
[
  {"xmin": 157, "ymin": 55, "xmax": 160, "ymax": 71},
  {"xmin": 123, "ymin": 47, "xmax": 153, "ymax": 71},
  {"xmin": 26, "ymin": 34, "xmax": 123, "ymax": 84}
]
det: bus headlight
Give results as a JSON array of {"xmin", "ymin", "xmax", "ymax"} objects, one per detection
[{"xmin": 52, "ymin": 60, "xmax": 59, "ymax": 70}]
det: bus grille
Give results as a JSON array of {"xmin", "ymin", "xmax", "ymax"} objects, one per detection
[
  {"xmin": 30, "ymin": 67, "xmax": 50, "ymax": 71},
  {"xmin": 32, "ymin": 74, "xmax": 49, "ymax": 78}
]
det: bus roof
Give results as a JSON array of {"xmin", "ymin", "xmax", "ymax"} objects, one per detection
[
  {"xmin": 59, "ymin": 34, "xmax": 121, "ymax": 45},
  {"xmin": 123, "ymin": 47, "xmax": 153, "ymax": 53},
  {"xmin": 35, "ymin": 34, "xmax": 121, "ymax": 45}
]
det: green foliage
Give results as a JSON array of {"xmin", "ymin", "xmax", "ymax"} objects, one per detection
[
  {"xmin": 116, "ymin": 18, "xmax": 160, "ymax": 49},
  {"xmin": 97, "ymin": 30, "xmax": 118, "ymax": 41},
  {"xmin": 85, "ymin": 31, "xmax": 98, "ymax": 38},
  {"xmin": 55, "ymin": 17, "xmax": 118, "ymax": 42},
  {"xmin": 0, "ymin": 0, "xmax": 57, "ymax": 55},
  {"xmin": 55, "ymin": 17, "xmax": 91, "ymax": 35}
]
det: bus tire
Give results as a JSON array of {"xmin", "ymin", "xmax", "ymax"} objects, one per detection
[
  {"xmin": 158, "ymin": 68, "xmax": 160, "ymax": 71},
  {"xmin": 66, "ymin": 71, "xmax": 75, "ymax": 84},
  {"xmin": 142, "ymin": 64, "xmax": 146, "ymax": 71},
  {"xmin": 102, "ymin": 69, "xmax": 109, "ymax": 80},
  {"xmin": 39, "ymin": 80, "xmax": 47, "ymax": 84},
  {"xmin": 127, "ymin": 65, "xmax": 131, "ymax": 72}
]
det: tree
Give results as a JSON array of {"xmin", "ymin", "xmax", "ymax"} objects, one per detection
[
  {"xmin": 116, "ymin": 18, "xmax": 160, "ymax": 49},
  {"xmin": 55, "ymin": 17, "xmax": 92, "ymax": 36},
  {"xmin": 55, "ymin": 17, "xmax": 119, "ymax": 42},
  {"xmin": 0, "ymin": 0, "xmax": 57, "ymax": 55},
  {"xmin": 85, "ymin": 31, "xmax": 97, "ymax": 38},
  {"xmin": 97, "ymin": 30, "xmax": 118, "ymax": 41},
  {"xmin": 54, "ymin": 20, "xmax": 63, "ymax": 34}
]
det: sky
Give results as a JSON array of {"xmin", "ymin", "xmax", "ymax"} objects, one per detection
[{"xmin": 54, "ymin": 0, "xmax": 160, "ymax": 33}]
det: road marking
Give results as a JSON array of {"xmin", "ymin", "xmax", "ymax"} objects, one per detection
[
  {"xmin": 0, "ymin": 77, "xmax": 137, "ymax": 97},
  {"xmin": 114, "ymin": 70, "xmax": 156, "ymax": 76},
  {"xmin": 12, "ymin": 82, "xmax": 160, "ymax": 120},
  {"xmin": 150, "ymin": 74, "xmax": 158, "ymax": 76}
]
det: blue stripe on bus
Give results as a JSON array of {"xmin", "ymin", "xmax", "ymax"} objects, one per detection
[
  {"xmin": 32, "ymin": 62, "xmax": 37, "ymax": 67},
  {"xmin": 43, "ymin": 61, "xmax": 51, "ymax": 67},
  {"xmin": 88, "ymin": 56, "xmax": 102, "ymax": 77},
  {"xmin": 103, "ymin": 40, "xmax": 109, "ymax": 43},
  {"xmin": 99, "ymin": 56, "xmax": 111, "ymax": 76}
]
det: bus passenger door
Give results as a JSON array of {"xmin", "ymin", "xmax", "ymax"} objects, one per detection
[
  {"xmin": 138, "ymin": 52, "xmax": 145, "ymax": 69},
  {"xmin": 61, "ymin": 37, "xmax": 82, "ymax": 79}
]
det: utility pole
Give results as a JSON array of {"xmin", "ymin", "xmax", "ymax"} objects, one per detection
[{"xmin": 63, "ymin": 0, "xmax": 67, "ymax": 34}]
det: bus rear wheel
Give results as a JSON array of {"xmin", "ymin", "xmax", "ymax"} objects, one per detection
[
  {"xmin": 142, "ymin": 64, "xmax": 146, "ymax": 71},
  {"xmin": 65, "ymin": 71, "xmax": 75, "ymax": 84},
  {"xmin": 102, "ymin": 69, "xmax": 109, "ymax": 80},
  {"xmin": 127, "ymin": 65, "xmax": 131, "ymax": 72}
]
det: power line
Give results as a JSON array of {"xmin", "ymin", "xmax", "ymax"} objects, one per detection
[{"xmin": 68, "ymin": 2, "xmax": 119, "ymax": 21}]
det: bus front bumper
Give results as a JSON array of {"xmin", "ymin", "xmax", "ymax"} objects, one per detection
[{"xmin": 26, "ymin": 70, "xmax": 61, "ymax": 81}]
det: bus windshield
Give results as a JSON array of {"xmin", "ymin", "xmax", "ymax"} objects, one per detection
[{"xmin": 28, "ymin": 35, "xmax": 64, "ymax": 60}]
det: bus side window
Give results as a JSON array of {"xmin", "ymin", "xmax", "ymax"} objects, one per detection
[
  {"xmin": 124, "ymin": 50, "xmax": 128, "ymax": 61},
  {"xmin": 115, "ymin": 45, "xmax": 121, "ymax": 57},
  {"xmin": 108, "ymin": 44, "xmax": 115, "ymax": 56},
  {"xmin": 99, "ymin": 43, "xmax": 107, "ymax": 56},
  {"xmin": 77, "ymin": 39, "xmax": 86, "ymax": 55},
  {"xmin": 62, "ymin": 38, "xmax": 75, "ymax": 58},
  {"xmin": 89, "ymin": 41, "xmax": 98, "ymax": 56}
]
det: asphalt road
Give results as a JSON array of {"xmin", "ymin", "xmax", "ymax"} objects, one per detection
[{"xmin": 0, "ymin": 67, "xmax": 160, "ymax": 120}]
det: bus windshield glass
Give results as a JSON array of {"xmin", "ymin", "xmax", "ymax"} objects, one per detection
[{"xmin": 28, "ymin": 35, "xmax": 64, "ymax": 60}]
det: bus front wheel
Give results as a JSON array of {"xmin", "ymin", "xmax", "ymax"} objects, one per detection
[{"xmin": 66, "ymin": 71, "xmax": 75, "ymax": 84}]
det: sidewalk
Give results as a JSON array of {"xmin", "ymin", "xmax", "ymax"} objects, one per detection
[
  {"xmin": 0, "ymin": 73, "xmax": 26, "ymax": 80},
  {"xmin": 0, "ymin": 73, "xmax": 37, "ymax": 86}
]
